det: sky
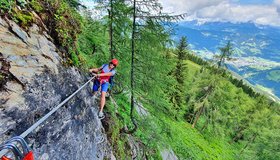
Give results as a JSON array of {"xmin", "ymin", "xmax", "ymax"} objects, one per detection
[
  {"xmin": 81, "ymin": 0, "xmax": 280, "ymax": 27},
  {"xmin": 159, "ymin": 0, "xmax": 280, "ymax": 26}
]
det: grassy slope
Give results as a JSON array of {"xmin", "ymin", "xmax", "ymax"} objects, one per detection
[
  {"xmin": 154, "ymin": 60, "xmax": 236, "ymax": 159},
  {"xmin": 175, "ymin": 60, "xmax": 234, "ymax": 159},
  {"xmin": 163, "ymin": 119, "xmax": 235, "ymax": 159},
  {"xmin": 109, "ymin": 60, "xmax": 237, "ymax": 159}
]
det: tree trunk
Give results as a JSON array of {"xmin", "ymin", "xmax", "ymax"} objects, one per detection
[
  {"xmin": 109, "ymin": 0, "xmax": 114, "ymax": 59},
  {"xmin": 192, "ymin": 104, "xmax": 204, "ymax": 128},
  {"xmin": 218, "ymin": 56, "xmax": 223, "ymax": 67},
  {"xmin": 230, "ymin": 127, "xmax": 245, "ymax": 144},
  {"xmin": 131, "ymin": 0, "xmax": 136, "ymax": 119},
  {"xmin": 240, "ymin": 134, "xmax": 257, "ymax": 154},
  {"xmin": 231, "ymin": 132, "xmax": 243, "ymax": 143},
  {"xmin": 123, "ymin": 0, "xmax": 138, "ymax": 134},
  {"xmin": 91, "ymin": 44, "xmax": 96, "ymax": 55},
  {"xmin": 200, "ymin": 118, "xmax": 208, "ymax": 132}
]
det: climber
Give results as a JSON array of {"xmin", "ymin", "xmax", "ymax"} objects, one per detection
[{"xmin": 89, "ymin": 59, "xmax": 118, "ymax": 119}]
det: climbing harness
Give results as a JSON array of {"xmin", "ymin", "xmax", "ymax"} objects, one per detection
[
  {"xmin": 96, "ymin": 64, "xmax": 115, "ymax": 85},
  {"xmin": 90, "ymin": 63, "xmax": 125, "ymax": 96},
  {"xmin": 0, "ymin": 76, "xmax": 96, "ymax": 159}
]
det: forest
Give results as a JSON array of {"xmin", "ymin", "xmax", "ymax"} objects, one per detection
[{"xmin": 1, "ymin": 0, "xmax": 279, "ymax": 159}]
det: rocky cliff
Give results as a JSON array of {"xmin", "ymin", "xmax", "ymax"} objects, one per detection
[{"xmin": 0, "ymin": 17, "xmax": 114, "ymax": 159}]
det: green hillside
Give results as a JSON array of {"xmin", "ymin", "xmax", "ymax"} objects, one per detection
[
  {"xmin": 106, "ymin": 56, "xmax": 280, "ymax": 159},
  {"xmin": 1, "ymin": 0, "xmax": 279, "ymax": 159}
]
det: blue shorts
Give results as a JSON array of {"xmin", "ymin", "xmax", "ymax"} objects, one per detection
[{"xmin": 93, "ymin": 80, "xmax": 109, "ymax": 92}]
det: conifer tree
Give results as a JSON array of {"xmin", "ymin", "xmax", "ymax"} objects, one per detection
[
  {"xmin": 216, "ymin": 40, "xmax": 234, "ymax": 68},
  {"xmin": 170, "ymin": 36, "xmax": 188, "ymax": 118},
  {"xmin": 126, "ymin": 0, "xmax": 185, "ymax": 132},
  {"xmin": 176, "ymin": 36, "xmax": 188, "ymax": 60}
]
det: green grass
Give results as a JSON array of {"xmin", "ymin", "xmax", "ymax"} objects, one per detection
[
  {"xmin": 185, "ymin": 60, "xmax": 202, "ymax": 72},
  {"xmin": 105, "ymin": 58, "xmax": 239, "ymax": 159},
  {"xmin": 136, "ymin": 101, "xmax": 237, "ymax": 159},
  {"xmin": 106, "ymin": 96, "xmax": 131, "ymax": 159},
  {"xmin": 165, "ymin": 119, "xmax": 236, "ymax": 159},
  {"xmin": 111, "ymin": 91, "xmax": 238, "ymax": 159}
]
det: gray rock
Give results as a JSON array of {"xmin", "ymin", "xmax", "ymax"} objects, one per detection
[
  {"xmin": 0, "ymin": 17, "xmax": 8, "ymax": 27},
  {"xmin": 127, "ymin": 135, "xmax": 147, "ymax": 160},
  {"xmin": 1, "ymin": 63, "xmax": 113, "ymax": 160},
  {"xmin": 0, "ymin": 24, "xmax": 36, "ymax": 57},
  {"xmin": 27, "ymin": 33, "xmax": 40, "ymax": 49},
  {"xmin": 7, "ymin": 19, "xmax": 29, "ymax": 44},
  {"xmin": 0, "ymin": 20, "xmax": 60, "ymax": 84},
  {"xmin": 0, "ymin": 18, "xmax": 114, "ymax": 159},
  {"xmin": 160, "ymin": 148, "xmax": 178, "ymax": 160},
  {"xmin": 40, "ymin": 153, "xmax": 49, "ymax": 160},
  {"xmin": 0, "ymin": 112, "xmax": 16, "ymax": 137}
]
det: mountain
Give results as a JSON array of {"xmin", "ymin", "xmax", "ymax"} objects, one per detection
[
  {"xmin": 1, "ymin": 1, "xmax": 280, "ymax": 159},
  {"xmin": 174, "ymin": 21, "xmax": 280, "ymax": 99},
  {"xmin": 0, "ymin": 17, "xmax": 113, "ymax": 159}
]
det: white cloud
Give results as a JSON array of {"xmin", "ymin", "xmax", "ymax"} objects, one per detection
[
  {"xmin": 159, "ymin": 0, "xmax": 223, "ymax": 14},
  {"xmin": 274, "ymin": 0, "xmax": 280, "ymax": 13},
  {"xmin": 275, "ymin": 0, "xmax": 280, "ymax": 6},
  {"xmin": 159, "ymin": 0, "xmax": 280, "ymax": 26}
]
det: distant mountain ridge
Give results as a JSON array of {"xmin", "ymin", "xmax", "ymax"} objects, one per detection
[{"xmin": 174, "ymin": 21, "xmax": 280, "ymax": 98}]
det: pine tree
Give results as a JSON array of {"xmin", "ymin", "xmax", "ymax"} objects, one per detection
[
  {"xmin": 176, "ymin": 36, "xmax": 188, "ymax": 60},
  {"xmin": 216, "ymin": 41, "xmax": 234, "ymax": 68},
  {"xmin": 124, "ymin": 0, "xmax": 185, "ymax": 133},
  {"xmin": 169, "ymin": 36, "xmax": 188, "ymax": 119}
]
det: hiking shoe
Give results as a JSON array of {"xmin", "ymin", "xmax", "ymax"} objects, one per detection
[{"xmin": 98, "ymin": 111, "xmax": 105, "ymax": 119}]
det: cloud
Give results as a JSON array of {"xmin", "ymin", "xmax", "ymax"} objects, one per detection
[
  {"xmin": 275, "ymin": 0, "xmax": 280, "ymax": 6},
  {"xmin": 274, "ymin": 0, "xmax": 280, "ymax": 12},
  {"xmin": 159, "ymin": 0, "xmax": 223, "ymax": 14},
  {"xmin": 159, "ymin": 0, "xmax": 280, "ymax": 26}
]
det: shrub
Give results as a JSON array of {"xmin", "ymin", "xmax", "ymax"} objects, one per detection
[
  {"xmin": 29, "ymin": 0, "xmax": 43, "ymax": 12},
  {"xmin": 13, "ymin": 9, "xmax": 34, "ymax": 27},
  {"xmin": 0, "ymin": 0, "xmax": 15, "ymax": 14}
]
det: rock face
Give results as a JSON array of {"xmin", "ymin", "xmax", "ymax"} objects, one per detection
[
  {"xmin": 0, "ymin": 17, "xmax": 113, "ymax": 159},
  {"xmin": 160, "ymin": 148, "xmax": 178, "ymax": 160}
]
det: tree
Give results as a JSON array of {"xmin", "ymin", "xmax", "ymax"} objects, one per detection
[
  {"xmin": 89, "ymin": 0, "xmax": 133, "ymax": 88},
  {"xmin": 168, "ymin": 36, "xmax": 188, "ymax": 118},
  {"xmin": 125, "ymin": 0, "xmax": 185, "ymax": 133},
  {"xmin": 216, "ymin": 41, "xmax": 234, "ymax": 68},
  {"xmin": 65, "ymin": 0, "xmax": 85, "ymax": 9},
  {"xmin": 191, "ymin": 76, "xmax": 216, "ymax": 128},
  {"xmin": 176, "ymin": 36, "xmax": 188, "ymax": 60}
]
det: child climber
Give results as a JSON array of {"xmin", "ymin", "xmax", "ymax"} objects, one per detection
[{"xmin": 89, "ymin": 59, "xmax": 118, "ymax": 118}]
